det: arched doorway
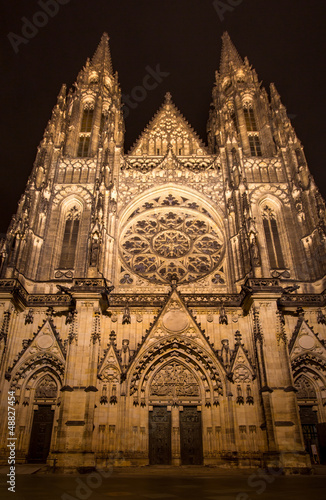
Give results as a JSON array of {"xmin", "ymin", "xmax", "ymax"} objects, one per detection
[
  {"xmin": 27, "ymin": 375, "xmax": 58, "ymax": 463},
  {"xmin": 295, "ymin": 375, "xmax": 320, "ymax": 463},
  {"xmin": 148, "ymin": 361, "xmax": 203, "ymax": 465}
]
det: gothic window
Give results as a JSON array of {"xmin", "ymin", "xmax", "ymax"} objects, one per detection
[
  {"xmin": 77, "ymin": 136, "xmax": 90, "ymax": 157},
  {"xmin": 262, "ymin": 206, "xmax": 285, "ymax": 269},
  {"xmin": 77, "ymin": 107, "xmax": 94, "ymax": 157},
  {"xmin": 243, "ymin": 106, "xmax": 257, "ymax": 131},
  {"xmin": 80, "ymin": 108, "xmax": 94, "ymax": 132},
  {"xmin": 120, "ymin": 206, "xmax": 224, "ymax": 284},
  {"xmin": 59, "ymin": 206, "xmax": 81, "ymax": 269},
  {"xmin": 248, "ymin": 135, "xmax": 262, "ymax": 157},
  {"xmin": 244, "ymin": 105, "xmax": 262, "ymax": 156}
]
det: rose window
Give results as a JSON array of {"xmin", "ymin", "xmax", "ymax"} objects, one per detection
[{"xmin": 120, "ymin": 208, "xmax": 224, "ymax": 284}]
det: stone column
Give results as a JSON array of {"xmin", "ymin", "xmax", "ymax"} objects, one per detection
[
  {"xmin": 171, "ymin": 406, "xmax": 181, "ymax": 465},
  {"xmin": 249, "ymin": 283, "xmax": 310, "ymax": 469}
]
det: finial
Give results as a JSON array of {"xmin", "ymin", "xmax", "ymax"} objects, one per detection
[
  {"xmin": 169, "ymin": 273, "xmax": 178, "ymax": 290},
  {"xmin": 235, "ymin": 330, "xmax": 242, "ymax": 345},
  {"xmin": 164, "ymin": 92, "xmax": 172, "ymax": 104}
]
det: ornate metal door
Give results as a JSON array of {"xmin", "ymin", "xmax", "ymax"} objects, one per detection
[
  {"xmin": 179, "ymin": 406, "xmax": 203, "ymax": 465},
  {"xmin": 149, "ymin": 406, "xmax": 171, "ymax": 465},
  {"xmin": 27, "ymin": 405, "xmax": 54, "ymax": 463}
]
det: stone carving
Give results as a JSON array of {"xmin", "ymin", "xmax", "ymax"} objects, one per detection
[
  {"xmin": 150, "ymin": 362, "xmax": 199, "ymax": 398},
  {"xmin": 294, "ymin": 375, "xmax": 317, "ymax": 400},
  {"xmin": 120, "ymin": 208, "xmax": 224, "ymax": 284},
  {"xmin": 122, "ymin": 305, "xmax": 131, "ymax": 324},
  {"xmin": 35, "ymin": 375, "xmax": 58, "ymax": 398},
  {"xmin": 101, "ymin": 364, "xmax": 120, "ymax": 383},
  {"xmin": 219, "ymin": 306, "xmax": 228, "ymax": 325},
  {"xmin": 121, "ymin": 339, "xmax": 130, "ymax": 369}
]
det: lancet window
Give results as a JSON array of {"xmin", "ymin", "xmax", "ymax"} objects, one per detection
[
  {"xmin": 59, "ymin": 206, "xmax": 81, "ymax": 269},
  {"xmin": 262, "ymin": 206, "xmax": 285, "ymax": 269},
  {"xmin": 77, "ymin": 106, "xmax": 94, "ymax": 157},
  {"xmin": 244, "ymin": 104, "xmax": 262, "ymax": 156}
]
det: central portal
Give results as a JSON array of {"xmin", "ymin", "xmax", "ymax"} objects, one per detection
[{"xmin": 149, "ymin": 406, "xmax": 203, "ymax": 465}]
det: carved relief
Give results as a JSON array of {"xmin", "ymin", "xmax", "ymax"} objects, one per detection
[
  {"xmin": 150, "ymin": 362, "xmax": 199, "ymax": 398},
  {"xmin": 101, "ymin": 364, "xmax": 120, "ymax": 383},
  {"xmin": 35, "ymin": 375, "xmax": 58, "ymax": 399}
]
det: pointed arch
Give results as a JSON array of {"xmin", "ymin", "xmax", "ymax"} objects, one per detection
[
  {"xmin": 252, "ymin": 195, "xmax": 291, "ymax": 272},
  {"xmin": 294, "ymin": 374, "xmax": 317, "ymax": 401},
  {"xmin": 56, "ymin": 196, "xmax": 85, "ymax": 272},
  {"xmin": 77, "ymin": 101, "xmax": 94, "ymax": 157},
  {"xmin": 127, "ymin": 335, "xmax": 225, "ymax": 407},
  {"xmin": 9, "ymin": 353, "xmax": 65, "ymax": 393}
]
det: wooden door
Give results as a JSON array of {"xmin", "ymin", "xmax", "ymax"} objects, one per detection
[
  {"xmin": 149, "ymin": 407, "xmax": 171, "ymax": 465},
  {"xmin": 179, "ymin": 406, "xmax": 203, "ymax": 465},
  {"xmin": 27, "ymin": 405, "xmax": 54, "ymax": 463}
]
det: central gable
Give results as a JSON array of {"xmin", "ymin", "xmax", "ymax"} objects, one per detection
[{"xmin": 129, "ymin": 93, "xmax": 208, "ymax": 156}]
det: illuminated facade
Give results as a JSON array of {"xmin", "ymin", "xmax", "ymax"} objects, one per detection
[{"xmin": 0, "ymin": 32, "xmax": 325, "ymax": 470}]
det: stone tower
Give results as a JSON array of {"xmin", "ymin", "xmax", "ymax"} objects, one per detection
[{"xmin": 0, "ymin": 32, "xmax": 325, "ymax": 470}]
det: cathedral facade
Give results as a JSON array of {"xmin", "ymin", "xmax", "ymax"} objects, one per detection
[{"xmin": 0, "ymin": 33, "xmax": 326, "ymax": 471}]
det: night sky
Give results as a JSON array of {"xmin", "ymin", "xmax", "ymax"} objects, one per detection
[{"xmin": 1, "ymin": 0, "xmax": 326, "ymax": 234}]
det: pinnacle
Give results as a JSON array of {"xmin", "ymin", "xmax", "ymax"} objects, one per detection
[
  {"xmin": 91, "ymin": 32, "xmax": 113, "ymax": 74},
  {"xmin": 270, "ymin": 83, "xmax": 283, "ymax": 107},
  {"xmin": 164, "ymin": 92, "xmax": 172, "ymax": 104},
  {"xmin": 220, "ymin": 32, "xmax": 243, "ymax": 75}
]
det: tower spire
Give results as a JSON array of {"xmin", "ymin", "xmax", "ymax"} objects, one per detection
[
  {"xmin": 219, "ymin": 32, "xmax": 243, "ymax": 75},
  {"xmin": 91, "ymin": 32, "xmax": 113, "ymax": 74}
]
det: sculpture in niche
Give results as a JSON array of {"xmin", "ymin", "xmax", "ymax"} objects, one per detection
[
  {"xmin": 121, "ymin": 339, "xmax": 130, "ymax": 369},
  {"xmin": 35, "ymin": 375, "xmax": 58, "ymax": 398},
  {"xmin": 150, "ymin": 362, "xmax": 199, "ymax": 398}
]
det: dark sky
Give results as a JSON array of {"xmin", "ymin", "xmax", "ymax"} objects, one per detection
[{"xmin": 1, "ymin": 0, "xmax": 326, "ymax": 234}]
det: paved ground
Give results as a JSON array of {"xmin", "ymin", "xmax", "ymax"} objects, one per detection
[{"xmin": 0, "ymin": 466, "xmax": 325, "ymax": 500}]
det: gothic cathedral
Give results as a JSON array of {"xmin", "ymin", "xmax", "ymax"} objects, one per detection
[{"xmin": 0, "ymin": 33, "xmax": 326, "ymax": 471}]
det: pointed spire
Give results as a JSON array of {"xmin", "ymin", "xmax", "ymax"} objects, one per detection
[
  {"xmin": 270, "ymin": 83, "xmax": 283, "ymax": 108},
  {"xmin": 219, "ymin": 32, "xmax": 243, "ymax": 75},
  {"xmin": 91, "ymin": 32, "xmax": 113, "ymax": 74}
]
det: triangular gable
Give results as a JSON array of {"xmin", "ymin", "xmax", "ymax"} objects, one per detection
[
  {"xmin": 6, "ymin": 319, "xmax": 66, "ymax": 385},
  {"xmin": 129, "ymin": 93, "xmax": 208, "ymax": 156},
  {"xmin": 98, "ymin": 342, "xmax": 122, "ymax": 382},
  {"xmin": 230, "ymin": 342, "xmax": 255, "ymax": 382},
  {"xmin": 11, "ymin": 319, "xmax": 66, "ymax": 371},
  {"xmin": 289, "ymin": 317, "xmax": 326, "ymax": 358},
  {"xmin": 127, "ymin": 288, "xmax": 219, "ymax": 372},
  {"xmin": 139, "ymin": 289, "xmax": 206, "ymax": 348},
  {"xmin": 126, "ymin": 288, "xmax": 225, "ymax": 406}
]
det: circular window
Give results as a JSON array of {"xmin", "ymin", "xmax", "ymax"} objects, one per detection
[{"xmin": 120, "ymin": 208, "xmax": 224, "ymax": 284}]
